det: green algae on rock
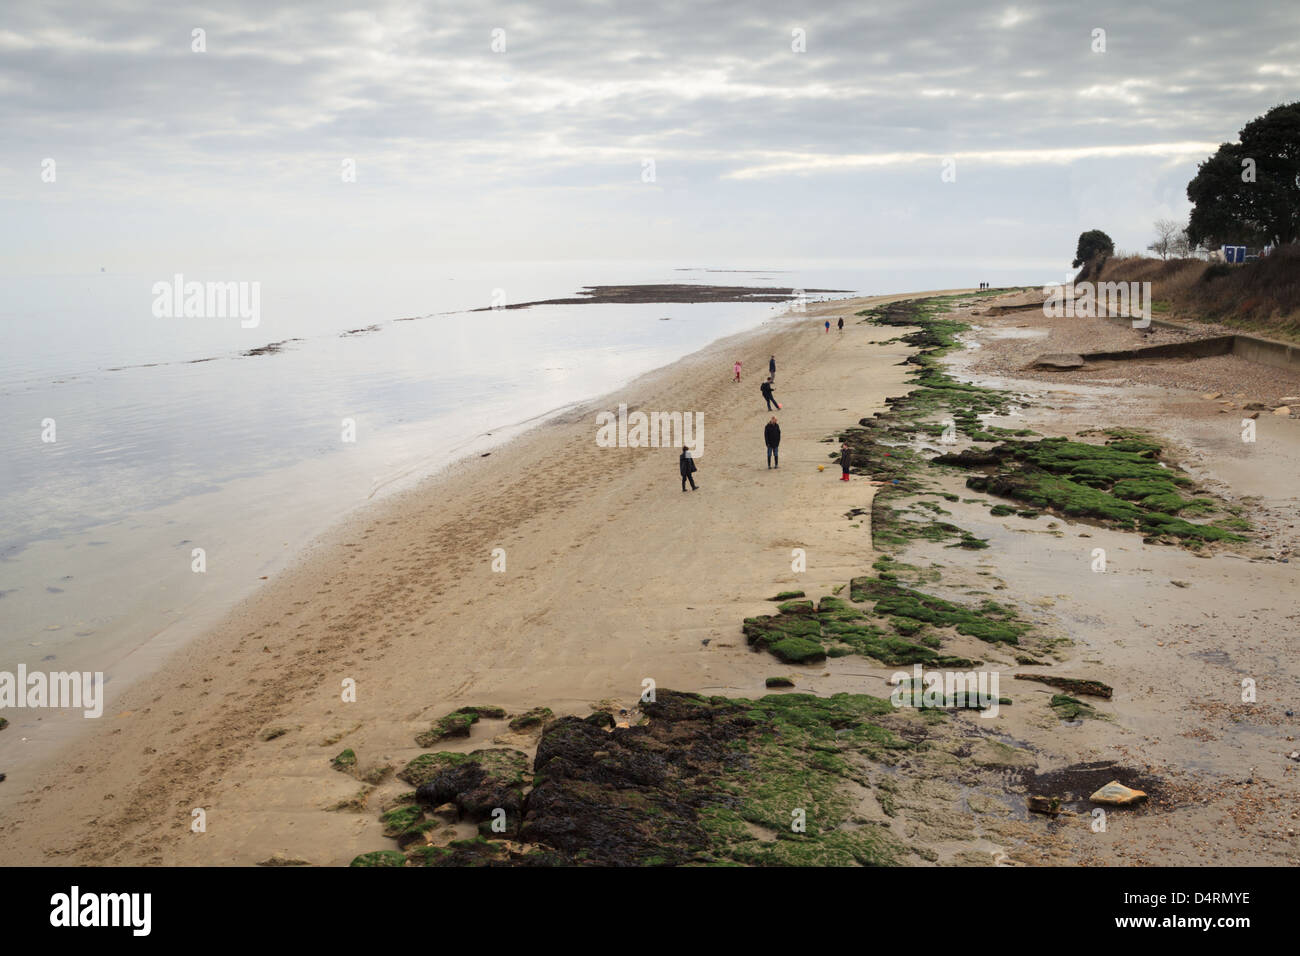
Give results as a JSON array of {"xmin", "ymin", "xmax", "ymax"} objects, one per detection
[
  {"xmin": 354, "ymin": 690, "xmax": 935, "ymax": 867},
  {"xmin": 413, "ymin": 748, "xmax": 528, "ymax": 825},
  {"xmin": 934, "ymin": 435, "xmax": 1248, "ymax": 546},
  {"xmin": 414, "ymin": 705, "xmax": 507, "ymax": 747},
  {"xmin": 330, "ymin": 748, "xmax": 357, "ymax": 773},
  {"xmin": 348, "ymin": 850, "xmax": 407, "ymax": 867},
  {"xmin": 849, "ymin": 576, "xmax": 1030, "ymax": 646},
  {"xmin": 1049, "ymin": 694, "xmax": 1097, "ymax": 720},
  {"xmin": 508, "ymin": 706, "xmax": 554, "ymax": 732},
  {"xmin": 836, "ymin": 296, "xmax": 1032, "ymax": 554},
  {"xmin": 1015, "ymin": 674, "xmax": 1113, "ymax": 699},
  {"xmin": 744, "ymin": 590, "xmax": 981, "ymax": 667},
  {"xmin": 380, "ymin": 803, "xmax": 423, "ymax": 837}
]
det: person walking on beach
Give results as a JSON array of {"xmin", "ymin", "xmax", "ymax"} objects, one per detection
[
  {"xmin": 839, "ymin": 442, "xmax": 852, "ymax": 481},
  {"xmin": 837, "ymin": 317, "xmax": 844, "ymax": 333},
  {"xmin": 769, "ymin": 354, "xmax": 776, "ymax": 381},
  {"xmin": 760, "ymin": 377, "xmax": 779, "ymax": 411},
  {"xmin": 765, "ymin": 417, "xmax": 781, "ymax": 469},
  {"xmin": 733, "ymin": 360, "xmax": 742, "ymax": 383},
  {"xmin": 824, "ymin": 319, "xmax": 830, "ymax": 333},
  {"xmin": 680, "ymin": 445, "xmax": 698, "ymax": 492}
]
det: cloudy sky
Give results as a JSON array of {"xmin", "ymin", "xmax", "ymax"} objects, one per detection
[{"xmin": 2, "ymin": 0, "xmax": 1297, "ymax": 274}]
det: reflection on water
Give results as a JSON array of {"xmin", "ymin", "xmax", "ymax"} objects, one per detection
[{"xmin": 0, "ymin": 260, "xmax": 1038, "ymax": 754}]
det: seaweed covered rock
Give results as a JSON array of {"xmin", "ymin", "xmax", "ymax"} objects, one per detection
[
  {"xmin": 742, "ymin": 604, "xmax": 826, "ymax": 664},
  {"xmin": 519, "ymin": 690, "xmax": 911, "ymax": 866},
  {"xmin": 744, "ymin": 584, "xmax": 995, "ymax": 666},
  {"xmin": 349, "ymin": 850, "xmax": 406, "ymax": 867},
  {"xmin": 1014, "ymin": 674, "xmax": 1113, "ymax": 699},
  {"xmin": 414, "ymin": 705, "xmax": 506, "ymax": 747},
  {"xmin": 407, "ymin": 837, "xmax": 519, "ymax": 866},
  {"xmin": 404, "ymin": 748, "xmax": 528, "ymax": 823},
  {"xmin": 508, "ymin": 706, "xmax": 553, "ymax": 732},
  {"xmin": 379, "ymin": 803, "xmax": 437, "ymax": 848},
  {"xmin": 849, "ymin": 576, "xmax": 1029, "ymax": 646},
  {"xmin": 359, "ymin": 689, "xmax": 920, "ymax": 867},
  {"xmin": 935, "ymin": 435, "xmax": 1246, "ymax": 545},
  {"xmin": 521, "ymin": 698, "xmax": 746, "ymax": 865},
  {"xmin": 330, "ymin": 748, "xmax": 357, "ymax": 773},
  {"xmin": 1050, "ymin": 694, "xmax": 1097, "ymax": 720}
]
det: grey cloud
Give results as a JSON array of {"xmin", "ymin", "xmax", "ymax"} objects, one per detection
[{"xmin": 1, "ymin": 0, "xmax": 1296, "ymax": 265}]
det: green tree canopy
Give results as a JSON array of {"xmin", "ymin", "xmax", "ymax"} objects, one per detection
[
  {"xmin": 1072, "ymin": 229, "xmax": 1115, "ymax": 269},
  {"xmin": 1187, "ymin": 101, "xmax": 1300, "ymax": 248}
]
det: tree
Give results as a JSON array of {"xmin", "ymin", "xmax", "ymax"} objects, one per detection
[
  {"xmin": 1072, "ymin": 229, "xmax": 1115, "ymax": 269},
  {"xmin": 1169, "ymin": 227, "xmax": 1194, "ymax": 258},
  {"xmin": 1147, "ymin": 218, "xmax": 1181, "ymax": 259},
  {"xmin": 1187, "ymin": 101, "xmax": 1300, "ymax": 248}
]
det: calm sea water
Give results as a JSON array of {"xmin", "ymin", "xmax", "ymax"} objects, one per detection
[{"xmin": 0, "ymin": 259, "xmax": 1046, "ymax": 756}]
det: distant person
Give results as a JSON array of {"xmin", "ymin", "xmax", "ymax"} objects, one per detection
[
  {"xmin": 837, "ymin": 317, "xmax": 844, "ymax": 333},
  {"xmin": 769, "ymin": 354, "xmax": 776, "ymax": 381},
  {"xmin": 680, "ymin": 445, "xmax": 698, "ymax": 492},
  {"xmin": 824, "ymin": 319, "xmax": 830, "ymax": 333},
  {"xmin": 760, "ymin": 377, "xmax": 779, "ymax": 411},
  {"xmin": 733, "ymin": 360, "xmax": 742, "ymax": 382},
  {"xmin": 839, "ymin": 442, "xmax": 852, "ymax": 481},
  {"xmin": 765, "ymin": 417, "xmax": 781, "ymax": 469}
]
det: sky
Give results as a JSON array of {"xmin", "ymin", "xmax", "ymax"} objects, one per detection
[{"xmin": 1, "ymin": 0, "xmax": 1297, "ymax": 274}]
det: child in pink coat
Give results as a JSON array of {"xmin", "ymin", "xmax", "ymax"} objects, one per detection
[{"xmin": 733, "ymin": 360, "xmax": 742, "ymax": 382}]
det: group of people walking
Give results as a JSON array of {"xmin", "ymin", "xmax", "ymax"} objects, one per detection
[
  {"xmin": 682, "ymin": 325, "xmax": 858, "ymax": 490},
  {"xmin": 761, "ymin": 353, "xmax": 780, "ymax": 467}
]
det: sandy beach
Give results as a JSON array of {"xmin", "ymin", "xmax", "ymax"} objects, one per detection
[
  {"xmin": 3, "ymin": 286, "xmax": 1297, "ymax": 868},
  {"xmin": 0, "ymin": 291, "xmax": 964, "ymax": 865}
]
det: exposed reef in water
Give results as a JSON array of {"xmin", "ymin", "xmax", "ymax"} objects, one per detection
[{"xmin": 469, "ymin": 284, "xmax": 850, "ymax": 311}]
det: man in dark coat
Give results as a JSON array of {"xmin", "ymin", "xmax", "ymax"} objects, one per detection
[
  {"xmin": 760, "ymin": 378, "xmax": 778, "ymax": 411},
  {"xmin": 839, "ymin": 442, "xmax": 852, "ymax": 481},
  {"xmin": 765, "ymin": 417, "xmax": 781, "ymax": 468},
  {"xmin": 680, "ymin": 445, "xmax": 698, "ymax": 491},
  {"xmin": 769, "ymin": 354, "xmax": 776, "ymax": 381}
]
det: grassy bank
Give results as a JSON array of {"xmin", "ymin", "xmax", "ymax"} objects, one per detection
[{"xmin": 1080, "ymin": 246, "xmax": 1300, "ymax": 341}]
